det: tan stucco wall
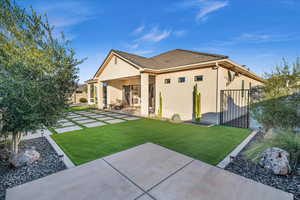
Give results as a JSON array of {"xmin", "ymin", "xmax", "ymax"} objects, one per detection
[
  {"xmin": 155, "ymin": 67, "xmax": 218, "ymax": 120},
  {"xmin": 219, "ymin": 67, "xmax": 262, "ymax": 90},
  {"xmin": 107, "ymin": 80, "xmax": 123, "ymax": 105},
  {"xmin": 97, "ymin": 55, "xmax": 140, "ymax": 81}
]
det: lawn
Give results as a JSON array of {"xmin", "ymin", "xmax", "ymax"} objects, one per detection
[{"xmin": 52, "ymin": 118, "xmax": 251, "ymax": 166}]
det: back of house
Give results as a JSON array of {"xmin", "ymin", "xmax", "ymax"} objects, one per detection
[{"xmin": 86, "ymin": 49, "xmax": 263, "ymax": 125}]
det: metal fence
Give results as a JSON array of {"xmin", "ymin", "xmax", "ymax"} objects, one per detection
[{"xmin": 220, "ymin": 89, "xmax": 250, "ymax": 128}]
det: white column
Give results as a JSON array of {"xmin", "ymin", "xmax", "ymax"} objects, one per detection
[
  {"xmin": 140, "ymin": 73, "xmax": 149, "ymax": 116},
  {"xmin": 97, "ymin": 81, "xmax": 104, "ymax": 109},
  {"xmin": 87, "ymin": 83, "xmax": 91, "ymax": 104}
]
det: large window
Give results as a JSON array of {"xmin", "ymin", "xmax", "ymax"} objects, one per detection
[
  {"xmin": 194, "ymin": 75, "xmax": 203, "ymax": 82},
  {"xmin": 178, "ymin": 77, "xmax": 186, "ymax": 83},
  {"xmin": 164, "ymin": 78, "xmax": 171, "ymax": 84}
]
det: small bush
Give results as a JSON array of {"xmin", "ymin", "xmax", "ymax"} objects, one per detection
[
  {"xmin": 79, "ymin": 98, "xmax": 87, "ymax": 103},
  {"xmin": 171, "ymin": 114, "xmax": 181, "ymax": 123},
  {"xmin": 244, "ymin": 130, "xmax": 300, "ymax": 171}
]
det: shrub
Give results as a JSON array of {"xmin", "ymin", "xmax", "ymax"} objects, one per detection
[
  {"xmin": 79, "ymin": 98, "xmax": 87, "ymax": 103},
  {"xmin": 158, "ymin": 92, "xmax": 162, "ymax": 118},
  {"xmin": 193, "ymin": 84, "xmax": 201, "ymax": 121},
  {"xmin": 244, "ymin": 130, "xmax": 300, "ymax": 171}
]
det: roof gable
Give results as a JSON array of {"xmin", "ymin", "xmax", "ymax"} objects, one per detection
[{"xmin": 95, "ymin": 52, "xmax": 140, "ymax": 81}]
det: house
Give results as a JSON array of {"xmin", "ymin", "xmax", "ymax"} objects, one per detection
[
  {"xmin": 70, "ymin": 84, "xmax": 88, "ymax": 104},
  {"xmin": 86, "ymin": 49, "xmax": 264, "ymax": 124}
]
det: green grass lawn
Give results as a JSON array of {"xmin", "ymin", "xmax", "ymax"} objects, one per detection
[{"xmin": 52, "ymin": 118, "xmax": 251, "ymax": 166}]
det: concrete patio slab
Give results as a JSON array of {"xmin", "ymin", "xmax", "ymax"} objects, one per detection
[
  {"xmin": 136, "ymin": 194, "xmax": 154, "ymax": 200},
  {"xmin": 54, "ymin": 126, "xmax": 82, "ymax": 133},
  {"xmin": 6, "ymin": 143, "xmax": 293, "ymax": 200},
  {"xmin": 124, "ymin": 117, "xmax": 140, "ymax": 120},
  {"xmin": 148, "ymin": 160, "xmax": 293, "ymax": 200},
  {"xmin": 72, "ymin": 117, "xmax": 89, "ymax": 121},
  {"xmin": 66, "ymin": 115, "xmax": 81, "ymax": 119},
  {"xmin": 104, "ymin": 143, "xmax": 193, "ymax": 190},
  {"xmin": 105, "ymin": 119, "xmax": 126, "ymax": 124},
  {"xmin": 111, "ymin": 114, "xmax": 128, "ymax": 118},
  {"xmin": 96, "ymin": 117, "xmax": 114, "ymax": 121},
  {"xmin": 85, "ymin": 114, "xmax": 103, "ymax": 118},
  {"xmin": 84, "ymin": 122, "xmax": 106, "ymax": 128},
  {"xmin": 58, "ymin": 119, "xmax": 69, "ymax": 123},
  {"xmin": 6, "ymin": 159, "xmax": 143, "ymax": 200},
  {"xmin": 76, "ymin": 119, "xmax": 97, "ymax": 124},
  {"xmin": 59, "ymin": 122, "xmax": 75, "ymax": 127}
]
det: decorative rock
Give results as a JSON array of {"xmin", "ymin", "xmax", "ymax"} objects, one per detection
[
  {"xmin": 9, "ymin": 147, "xmax": 40, "ymax": 168},
  {"xmin": 171, "ymin": 114, "xmax": 181, "ymax": 123},
  {"xmin": 0, "ymin": 148, "xmax": 10, "ymax": 161},
  {"xmin": 0, "ymin": 137, "xmax": 66, "ymax": 200},
  {"xmin": 259, "ymin": 147, "xmax": 291, "ymax": 175}
]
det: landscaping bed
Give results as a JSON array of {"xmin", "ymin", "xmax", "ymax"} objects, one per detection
[
  {"xmin": 0, "ymin": 137, "xmax": 66, "ymax": 200},
  {"xmin": 225, "ymin": 131, "xmax": 300, "ymax": 200}
]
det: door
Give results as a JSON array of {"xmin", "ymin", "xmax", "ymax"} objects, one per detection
[
  {"xmin": 123, "ymin": 85, "xmax": 131, "ymax": 106},
  {"xmin": 103, "ymin": 84, "xmax": 107, "ymax": 108}
]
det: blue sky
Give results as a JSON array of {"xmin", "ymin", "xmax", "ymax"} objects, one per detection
[{"xmin": 21, "ymin": 0, "xmax": 300, "ymax": 83}]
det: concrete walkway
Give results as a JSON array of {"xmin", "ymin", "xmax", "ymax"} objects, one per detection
[{"xmin": 6, "ymin": 143, "xmax": 293, "ymax": 200}]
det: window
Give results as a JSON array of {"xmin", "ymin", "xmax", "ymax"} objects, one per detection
[
  {"xmin": 242, "ymin": 80, "xmax": 245, "ymax": 90},
  {"xmin": 194, "ymin": 75, "xmax": 203, "ymax": 82},
  {"xmin": 178, "ymin": 77, "xmax": 186, "ymax": 83},
  {"xmin": 114, "ymin": 57, "xmax": 118, "ymax": 64},
  {"xmin": 164, "ymin": 79, "xmax": 171, "ymax": 84},
  {"xmin": 249, "ymin": 82, "xmax": 252, "ymax": 89}
]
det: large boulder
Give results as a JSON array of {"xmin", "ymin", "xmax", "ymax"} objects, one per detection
[
  {"xmin": 259, "ymin": 147, "xmax": 291, "ymax": 175},
  {"xmin": 9, "ymin": 147, "xmax": 40, "ymax": 168}
]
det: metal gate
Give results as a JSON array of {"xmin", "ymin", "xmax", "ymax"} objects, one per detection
[{"xmin": 220, "ymin": 89, "xmax": 250, "ymax": 128}]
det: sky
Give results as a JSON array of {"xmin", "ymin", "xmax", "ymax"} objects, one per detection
[{"xmin": 21, "ymin": 0, "xmax": 300, "ymax": 83}]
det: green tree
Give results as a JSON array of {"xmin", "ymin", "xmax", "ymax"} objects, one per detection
[
  {"xmin": 0, "ymin": 0, "xmax": 83, "ymax": 155},
  {"xmin": 251, "ymin": 58, "xmax": 300, "ymax": 130}
]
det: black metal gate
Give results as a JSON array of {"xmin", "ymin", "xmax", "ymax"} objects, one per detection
[{"xmin": 220, "ymin": 89, "xmax": 250, "ymax": 128}]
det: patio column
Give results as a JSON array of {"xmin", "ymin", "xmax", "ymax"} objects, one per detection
[
  {"xmin": 140, "ymin": 73, "xmax": 149, "ymax": 116},
  {"xmin": 87, "ymin": 83, "xmax": 91, "ymax": 104},
  {"xmin": 97, "ymin": 81, "xmax": 104, "ymax": 109}
]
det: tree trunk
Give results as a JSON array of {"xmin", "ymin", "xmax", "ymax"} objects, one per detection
[{"xmin": 11, "ymin": 131, "xmax": 22, "ymax": 154}]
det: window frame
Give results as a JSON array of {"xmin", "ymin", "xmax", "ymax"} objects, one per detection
[
  {"xmin": 164, "ymin": 78, "xmax": 171, "ymax": 84},
  {"xmin": 178, "ymin": 77, "xmax": 186, "ymax": 83},
  {"xmin": 194, "ymin": 75, "xmax": 203, "ymax": 82}
]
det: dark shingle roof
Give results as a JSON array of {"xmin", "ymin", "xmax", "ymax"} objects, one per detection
[{"xmin": 113, "ymin": 49, "xmax": 228, "ymax": 70}]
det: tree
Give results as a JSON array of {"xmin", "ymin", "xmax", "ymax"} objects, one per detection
[
  {"xmin": 0, "ymin": 0, "xmax": 84, "ymax": 155},
  {"xmin": 251, "ymin": 58, "xmax": 300, "ymax": 130}
]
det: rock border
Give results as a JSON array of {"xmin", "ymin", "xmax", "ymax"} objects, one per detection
[
  {"xmin": 45, "ymin": 135, "xmax": 75, "ymax": 169},
  {"xmin": 217, "ymin": 130, "xmax": 258, "ymax": 169}
]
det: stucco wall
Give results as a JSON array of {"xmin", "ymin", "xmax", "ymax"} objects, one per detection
[
  {"xmin": 98, "ymin": 55, "xmax": 140, "ymax": 81},
  {"xmin": 155, "ymin": 67, "xmax": 218, "ymax": 120},
  {"xmin": 219, "ymin": 67, "xmax": 262, "ymax": 90}
]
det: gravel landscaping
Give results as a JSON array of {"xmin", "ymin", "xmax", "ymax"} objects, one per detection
[
  {"xmin": 225, "ymin": 131, "xmax": 300, "ymax": 200},
  {"xmin": 0, "ymin": 137, "xmax": 66, "ymax": 200}
]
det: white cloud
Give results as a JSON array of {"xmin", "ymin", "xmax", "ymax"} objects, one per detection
[
  {"xmin": 174, "ymin": 30, "xmax": 187, "ymax": 37},
  {"xmin": 137, "ymin": 27, "xmax": 171, "ymax": 42},
  {"xmin": 175, "ymin": 0, "xmax": 228, "ymax": 22},
  {"xmin": 132, "ymin": 25, "xmax": 145, "ymax": 35},
  {"xmin": 131, "ymin": 50, "xmax": 154, "ymax": 56},
  {"xmin": 196, "ymin": 1, "xmax": 228, "ymax": 22}
]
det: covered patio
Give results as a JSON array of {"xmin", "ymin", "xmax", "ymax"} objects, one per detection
[{"xmin": 86, "ymin": 74, "xmax": 156, "ymax": 116}]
